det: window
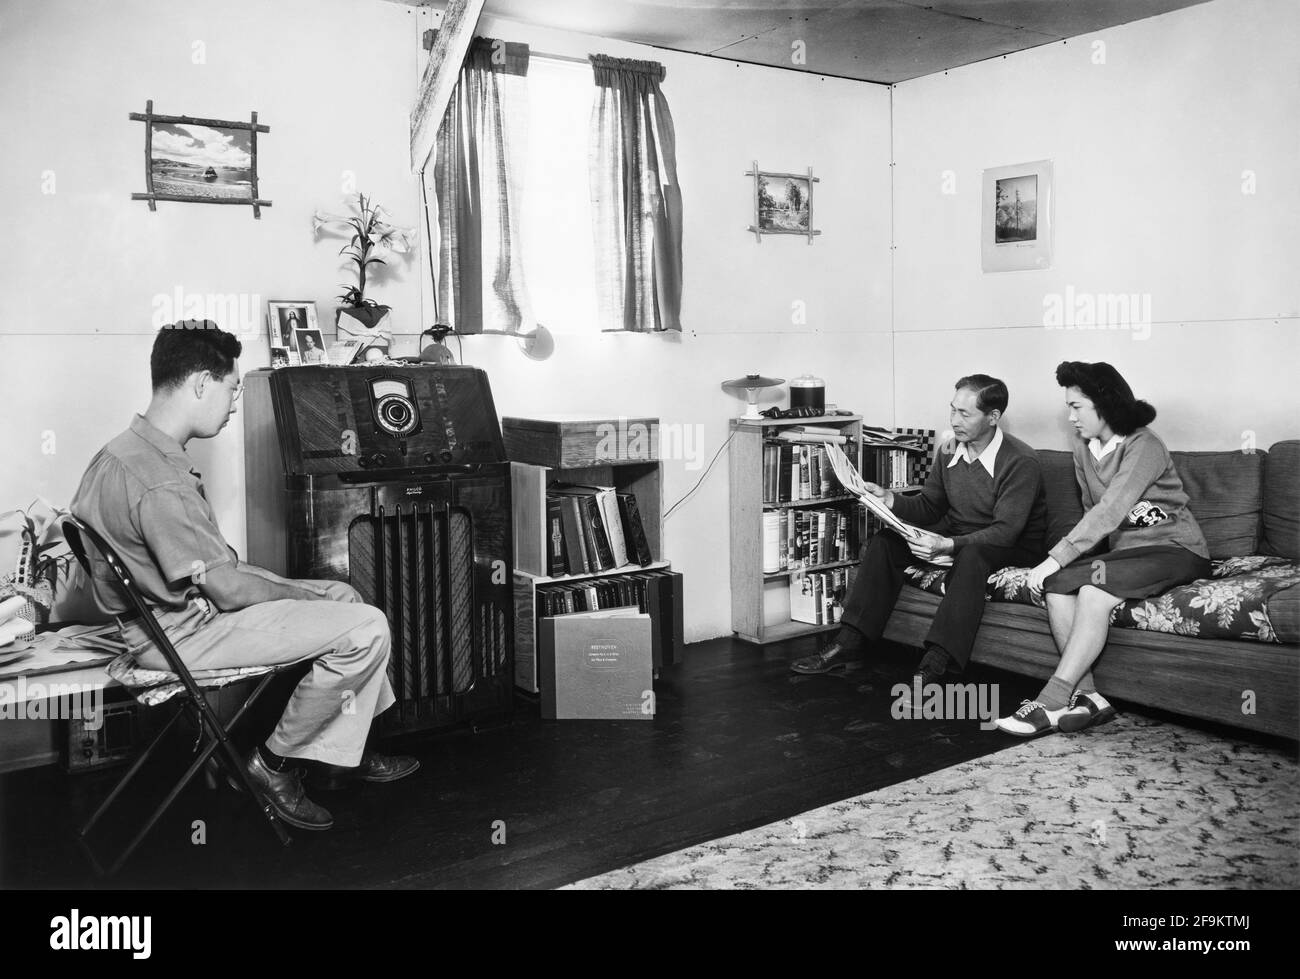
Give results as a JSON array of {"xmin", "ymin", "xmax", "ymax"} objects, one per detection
[{"xmin": 518, "ymin": 56, "xmax": 599, "ymax": 335}]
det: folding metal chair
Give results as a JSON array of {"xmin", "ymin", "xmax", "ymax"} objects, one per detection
[{"xmin": 62, "ymin": 516, "xmax": 292, "ymax": 875}]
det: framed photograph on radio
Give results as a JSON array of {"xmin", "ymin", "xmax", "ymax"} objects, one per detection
[
  {"xmin": 266, "ymin": 300, "xmax": 319, "ymax": 366},
  {"xmin": 293, "ymin": 328, "xmax": 329, "ymax": 365}
]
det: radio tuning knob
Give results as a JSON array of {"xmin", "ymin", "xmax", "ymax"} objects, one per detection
[
  {"xmin": 423, "ymin": 453, "xmax": 435, "ymax": 464},
  {"xmin": 439, "ymin": 450, "xmax": 453, "ymax": 463},
  {"xmin": 372, "ymin": 452, "xmax": 388, "ymax": 467}
]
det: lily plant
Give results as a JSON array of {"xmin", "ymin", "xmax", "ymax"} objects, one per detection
[{"xmin": 312, "ymin": 192, "xmax": 417, "ymax": 320}]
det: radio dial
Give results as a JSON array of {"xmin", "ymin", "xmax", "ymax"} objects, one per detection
[{"xmin": 374, "ymin": 393, "xmax": 418, "ymax": 437}]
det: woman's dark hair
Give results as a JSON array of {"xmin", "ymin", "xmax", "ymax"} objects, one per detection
[
  {"xmin": 954, "ymin": 373, "xmax": 1008, "ymax": 414},
  {"xmin": 1055, "ymin": 361, "xmax": 1156, "ymax": 435},
  {"xmin": 151, "ymin": 320, "xmax": 242, "ymax": 391}
]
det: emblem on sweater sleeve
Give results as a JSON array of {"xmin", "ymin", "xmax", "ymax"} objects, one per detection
[{"xmin": 1127, "ymin": 500, "xmax": 1170, "ymax": 527}]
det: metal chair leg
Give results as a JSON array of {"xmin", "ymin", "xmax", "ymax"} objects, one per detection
[{"xmin": 79, "ymin": 706, "xmax": 187, "ymax": 838}]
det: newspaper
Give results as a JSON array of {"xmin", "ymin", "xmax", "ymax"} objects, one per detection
[{"xmin": 823, "ymin": 443, "xmax": 953, "ymax": 567}]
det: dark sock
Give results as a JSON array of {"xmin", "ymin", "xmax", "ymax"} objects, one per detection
[
  {"xmin": 1076, "ymin": 671, "xmax": 1097, "ymax": 695},
  {"xmin": 259, "ymin": 743, "xmax": 292, "ymax": 773},
  {"xmin": 918, "ymin": 646, "xmax": 952, "ymax": 677},
  {"xmin": 1036, "ymin": 675, "xmax": 1074, "ymax": 711}
]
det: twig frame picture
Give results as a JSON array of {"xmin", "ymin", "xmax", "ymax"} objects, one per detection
[
  {"xmin": 746, "ymin": 162, "xmax": 821, "ymax": 243},
  {"xmin": 130, "ymin": 101, "xmax": 272, "ymax": 217}
]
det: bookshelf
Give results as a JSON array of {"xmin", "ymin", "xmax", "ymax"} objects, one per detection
[
  {"xmin": 728, "ymin": 414, "xmax": 865, "ymax": 644},
  {"xmin": 729, "ymin": 417, "xmax": 938, "ymax": 644},
  {"xmin": 502, "ymin": 416, "xmax": 679, "ymax": 694}
]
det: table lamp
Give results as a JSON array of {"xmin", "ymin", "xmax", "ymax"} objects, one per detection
[{"xmin": 721, "ymin": 374, "xmax": 785, "ymax": 420}]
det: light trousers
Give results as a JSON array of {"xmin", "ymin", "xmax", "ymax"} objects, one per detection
[{"xmin": 120, "ymin": 580, "xmax": 395, "ymax": 767}]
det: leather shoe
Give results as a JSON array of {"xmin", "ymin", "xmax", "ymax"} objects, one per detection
[
  {"xmin": 244, "ymin": 750, "xmax": 334, "ymax": 831},
  {"xmin": 790, "ymin": 640, "xmax": 863, "ymax": 675},
  {"xmin": 896, "ymin": 663, "xmax": 952, "ymax": 715},
  {"xmin": 314, "ymin": 751, "xmax": 420, "ymax": 790},
  {"xmin": 994, "ymin": 699, "xmax": 1071, "ymax": 738},
  {"xmin": 358, "ymin": 751, "xmax": 420, "ymax": 783},
  {"xmin": 1058, "ymin": 692, "xmax": 1117, "ymax": 733}
]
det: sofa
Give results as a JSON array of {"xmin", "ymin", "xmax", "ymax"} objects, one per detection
[{"xmin": 880, "ymin": 439, "xmax": 1300, "ymax": 739}]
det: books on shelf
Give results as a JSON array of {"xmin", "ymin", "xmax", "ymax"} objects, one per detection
[
  {"xmin": 535, "ymin": 566, "xmax": 678, "ymax": 618},
  {"xmin": 763, "ymin": 511, "xmax": 782, "ymax": 573},
  {"xmin": 862, "ymin": 447, "xmax": 915, "ymax": 490},
  {"xmin": 544, "ymin": 484, "xmax": 654, "ymax": 576},
  {"xmin": 763, "ymin": 507, "xmax": 851, "ymax": 572},
  {"xmin": 789, "ymin": 568, "xmax": 848, "ymax": 625},
  {"xmin": 762, "ymin": 442, "xmax": 848, "ymax": 503}
]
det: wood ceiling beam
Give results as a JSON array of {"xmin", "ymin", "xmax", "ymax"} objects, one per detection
[{"xmin": 410, "ymin": 0, "xmax": 485, "ymax": 173}]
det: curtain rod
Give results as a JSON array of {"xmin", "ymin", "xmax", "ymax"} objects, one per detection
[{"xmin": 531, "ymin": 49, "xmax": 591, "ymax": 66}]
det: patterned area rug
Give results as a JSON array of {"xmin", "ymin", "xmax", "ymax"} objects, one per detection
[{"xmin": 566, "ymin": 715, "xmax": 1300, "ymax": 889}]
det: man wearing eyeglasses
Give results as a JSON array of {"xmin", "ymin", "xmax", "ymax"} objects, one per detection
[{"xmin": 70, "ymin": 320, "xmax": 417, "ymax": 833}]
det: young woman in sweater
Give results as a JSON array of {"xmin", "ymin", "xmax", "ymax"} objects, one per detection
[{"xmin": 995, "ymin": 362, "xmax": 1211, "ymax": 737}]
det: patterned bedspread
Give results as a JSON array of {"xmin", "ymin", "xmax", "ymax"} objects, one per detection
[{"xmin": 902, "ymin": 554, "xmax": 1300, "ymax": 644}]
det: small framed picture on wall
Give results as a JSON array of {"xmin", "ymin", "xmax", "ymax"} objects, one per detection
[{"xmin": 981, "ymin": 159, "xmax": 1053, "ymax": 273}]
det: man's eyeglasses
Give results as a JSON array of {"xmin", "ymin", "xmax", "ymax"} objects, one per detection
[{"xmin": 213, "ymin": 374, "xmax": 243, "ymax": 402}]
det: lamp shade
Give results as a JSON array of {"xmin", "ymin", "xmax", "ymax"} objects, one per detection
[{"xmin": 721, "ymin": 374, "xmax": 785, "ymax": 419}]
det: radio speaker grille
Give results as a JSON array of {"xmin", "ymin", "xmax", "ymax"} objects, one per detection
[{"xmin": 349, "ymin": 503, "xmax": 507, "ymax": 726}]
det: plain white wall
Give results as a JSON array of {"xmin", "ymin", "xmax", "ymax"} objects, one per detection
[{"xmin": 890, "ymin": 0, "xmax": 1300, "ymax": 451}]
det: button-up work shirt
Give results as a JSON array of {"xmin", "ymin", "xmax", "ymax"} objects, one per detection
[{"xmin": 70, "ymin": 414, "xmax": 236, "ymax": 615}]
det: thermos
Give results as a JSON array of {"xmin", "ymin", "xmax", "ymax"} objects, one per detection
[{"xmin": 789, "ymin": 374, "xmax": 826, "ymax": 412}]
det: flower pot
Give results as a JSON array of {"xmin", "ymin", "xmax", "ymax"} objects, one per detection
[{"xmin": 336, "ymin": 306, "xmax": 393, "ymax": 359}]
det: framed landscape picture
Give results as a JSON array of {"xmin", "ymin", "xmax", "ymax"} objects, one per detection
[
  {"xmin": 982, "ymin": 159, "xmax": 1053, "ymax": 272},
  {"xmin": 130, "ymin": 101, "xmax": 271, "ymax": 217},
  {"xmin": 746, "ymin": 163, "xmax": 821, "ymax": 243}
]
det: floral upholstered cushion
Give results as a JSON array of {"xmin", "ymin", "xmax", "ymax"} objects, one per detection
[
  {"xmin": 902, "ymin": 563, "xmax": 1045, "ymax": 608},
  {"xmin": 901, "ymin": 555, "xmax": 1300, "ymax": 644},
  {"xmin": 1111, "ymin": 556, "xmax": 1300, "ymax": 643},
  {"xmin": 106, "ymin": 653, "xmax": 276, "ymax": 707}
]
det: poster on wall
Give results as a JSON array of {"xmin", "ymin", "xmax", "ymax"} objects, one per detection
[{"xmin": 981, "ymin": 159, "xmax": 1053, "ymax": 272}]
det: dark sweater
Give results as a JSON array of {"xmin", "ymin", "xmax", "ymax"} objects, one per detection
[
  {"xmin": 1048, "ymin": 427, "xmax": 1209, "ymax": 565},
  {"xmin": 891, "ymin": 430, "xmax": 1048, "ymax": 552}
]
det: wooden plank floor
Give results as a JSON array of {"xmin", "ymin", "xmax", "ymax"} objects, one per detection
[{"xmin": 0, "ymin": 635, "xmax": 1189, "ymax": 889}]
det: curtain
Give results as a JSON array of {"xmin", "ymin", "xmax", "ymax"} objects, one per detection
[
  {"xmin": 428, "ymin": 37, "xmax": 532, "ymax": 335},
  {"xmin": 589, "ymin": 55, "xmax": 683, "ymax": 333}
]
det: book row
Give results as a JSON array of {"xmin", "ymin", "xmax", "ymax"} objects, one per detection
[
  {"xmin": 790, "ymin": 568, "xmax": 850, "ymax": 626},
  {"xmin": 862, "ymin": 446, "xmax": 918, "ymax": 491},
  {"xmin": 535, "ymin": 567, "xmax": 678, "ymax": 618},
  {"xmin": 761, "ymin": 442, "xmax": 851, "ymax": 503},
  {"xmin": 544, "ymin": 485, "xmax": 654, "ymax": 577},
  {"xmin": 762, "ymin": 507, "xmax": 855, "ymax": 573}
]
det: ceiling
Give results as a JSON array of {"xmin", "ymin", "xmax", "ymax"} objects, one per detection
[{"xmin": 470, "ymin": 0, "xmax": 1213, "ymax": 84}]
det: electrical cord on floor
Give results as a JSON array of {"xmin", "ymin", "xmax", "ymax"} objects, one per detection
[{"xmin": 663, "ymin": 428, "xmax": 736, "ymax": 521}]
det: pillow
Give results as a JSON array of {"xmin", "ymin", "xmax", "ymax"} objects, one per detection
[
  {"xmin": 1262, "ymin": 440, "xmax": 1300, "ymax": 561},
  {"xmin": 1171, "ymin": 450, "xmax": 1264, "ymax": 559},
  {"xmin": 1036, "ymin": 449, "xmax": 1083, "ymax": 551},
  {"xmin": 1268, "ymin": 581, "xmax": 1299, "ymax": 644}
]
